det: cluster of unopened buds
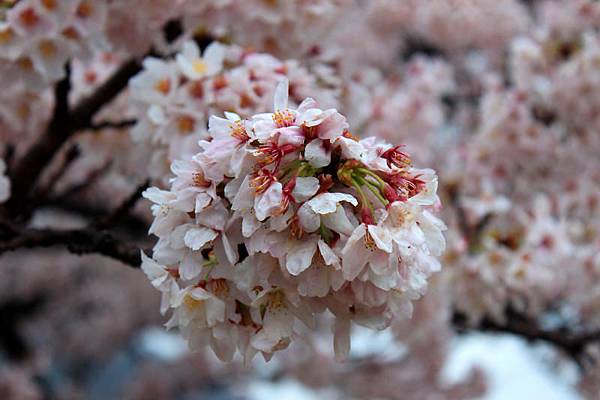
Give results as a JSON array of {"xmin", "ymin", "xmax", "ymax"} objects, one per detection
[{"xmin": 142, "ymin": 79, "xmax": 446, "ymax": 362}]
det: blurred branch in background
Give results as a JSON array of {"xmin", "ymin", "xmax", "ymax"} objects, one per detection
[
  {"xmin": 3, "ymin": 59, "xmax": 142, "ymax": 219},
  {"xmin": 453, "ymin": 308, "xmax": 600, "ymax": 368}
]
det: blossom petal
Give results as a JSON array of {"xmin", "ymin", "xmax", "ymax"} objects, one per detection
[
  {"xmin": 292, "ymin": 177, "xmax": 320, "ymax": 202},
  {"xmin": 322, "ymin": 205, "xmax": 355, "ymax": 236},
  {"xmin": 317, "ymin": 110, "xmax": 348, "ymax": 140},
  {"xmin": 297, "ymin": 203, "xmax": 321, "ymax": 232},
  {"xmin": 184, "ymin": 227, "xmax": 218, "ymax": 251},
  {"xmin": 308, "ymin": 192, "xmax": 358, "ymax": 214},
  {"xmin": 333, "ymin": 317, "xmax": 351, "ymax": 362},
  {"xmin": 203, "ymin": 41, "xmax": 225, "ymax": 75},
  {"xmin": 367, "ymin": 225, "xmax": 393, "ymax": 253},
  {"xmin": 342, "ymin": 224, "xmax": 370, "ymax": 280},
  {"xmin": 286, "ymin": 239, "xmax": 318, "ymax": 276},
  {"xmin": 273, "ymin": 78, "xmax": 289, "ymax": 111},
  {"xmin": 318, "ymin": 239, "xmax": 339, "ymax": 266},
  {"xmin": 254, "ymin": 182, "xmax": 283, "ymax": 221},
  {"xmin": 305, "ymin": 139, "xmax": 331, "ymax": 168}
]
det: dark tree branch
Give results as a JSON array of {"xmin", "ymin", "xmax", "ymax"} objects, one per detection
[
  {"xmin": 0, "ymin": 295, "xmax": 46, "ymax": 361},
  {"xmin": 446, "ymin": 185, "xmax": 471, "ymax": 238},
  {"xmin": 6, "ymin": 60, "xmax": 142, "ymax": 217},
  {"xmin": 50, "ymin": 159, "xmax": 113, "ymax": 203},
  {"xmin": 446, "ymin": 184, "xmax": 495, "ymax": 254},
  {"xmin": 402, "ymin": 35, "xmax": 445, "ymax": 61},
  {"xmin": 4, "ymin": 20, "xmax": 190, "ymax": 220},
  {"xmin": 0, "ymin": 227, "xmax": 145, "ymax": 267},
  {"xmin": 453, "ymin": 308, "xmax": 600, "ymax": 367},
  {"xmin": 49, "ymin": 144, "xmax": 81, "ymax": 185},
  {"xmin": 2, "ymin": 143, "xmax": 15, "ymax": 172},
  {"xmin": 29, "ymin": 144, "xmax": 81, "ymax": 211},
  {"xmin": 0, "ymin": 215, "xmax": 19, "ymax": 238},
  {"xmin": 5, "ymin": 66, "xmax": 72, "ymax": 215},
  {"xmin": 69, "ymin": 60, "xmax": 141, "ymax": 131},
  {"xmin": 472, "ymin": 212, "xmax": 493, "ymax": 240},
  {"xmin": 42, "ymin": 198, "xmax": 150, "ymax": 235},
  {"xmin": 94, "ymin": 180, "xmax": 150, "ymax": 230},
  {"xmin": 1, "ymin": 181, "xmax": 151, "ymax": 267},
  {"xmin": 163, "ymin": 19, "xmax": 184, "ymax": 44}
]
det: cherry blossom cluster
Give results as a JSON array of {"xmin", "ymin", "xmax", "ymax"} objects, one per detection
[
  {"xmin": 128, "ymin": 40, "xmax": 338, "ymax": 182},
  {"xmin": 511, "ymin": 0, "xmax": 600, "ymax": 104},
  {"xmin": 367, "ymin": 0, "xmax": 529, "ymax": 55},
  {"xmin": 0, "ymin": 0, "xmax": 181, "ymax": 90},
  {"xmin": 183, "ymin": 0, "xmax": 353, "ymax": 59},
  {"xmin": 141, "ymin": 79, "xmax": 446, "ymax": 362},
  {"xmin": 445, "ymin": 3, "xmax": 600, "ymax": 328},
  {"xmin": 0, "ymin": 0, "xmax": 111, "ymax": 89},
  {"xmin": 359, "ymin": 57, "xmax": 455, "ymax": 165}
]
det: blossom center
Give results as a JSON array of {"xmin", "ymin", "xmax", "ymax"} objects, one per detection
[
  {"xmin": 380, "ymin": 145, "xmax": 412, "ymax": 169},
  {"xmin": 154, "ymin": 78, "xmax": 171, "ymax": 95},
  {"xmin": 266, "ymin": 290, "xmax": 286, "ymax": 311},
  {"xmin": 17, "ymin": 57, "xmax": 33, "ymax": 70},
  {"xmin": 193, "ymin": 59, "xmax": 208, "ymax": 75},
  {"xmin": 41, "ymin": 0, "xmax": 57, "ymax": 10},
  {"xmin": 19, "ymin": 7, "xmax": 40, "ymax": 27},
  {"xmin": 256, "ymin": 142, "xmax": 297, "ymax": 167},
  {"xmin": 62, "ymin": 26, "xmax": 80, "ymax": 40},
  {"xmin": 250, "ymin": 169, "xmax": 277, "ymax": 194},
  {"xmin": 192, "ymin": 171, "xmax": 210, "ymax": 187},
  {"xmin": 177, "ymin": 116, "xmax": 195, "ymax": 134},
  {"xmin": 0, "ymin": 28, "xmax": 13, "ymax": 44},
  {"xmin": 183, "ymin": 294, "xmax": 203, "ymax": 310},
  {"xmin": 209, "ymin": 279, "xmax": 229, "ymax": 297},
  {"xmin": 273, "ymin": 110, "xmax": 295, "ymax": 128},
  {"xmin": 39, "ymin": 40, "xmax": 57, "ymax": 58},
  {"xmin": 364, "ymin": 230, "xmax": 376, "ymax": 251},
  {"xmin": 76, "ymin": 1, "xmax": 94, "ymax": 18},
  {"xmin": 231, "ymin": 121, "xmax": 250, "ymax": 142}
]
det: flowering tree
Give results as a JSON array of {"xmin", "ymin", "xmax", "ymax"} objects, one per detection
[{"xmin": 0, "ymin": 0, "xmax": 600, "ymax": 398}]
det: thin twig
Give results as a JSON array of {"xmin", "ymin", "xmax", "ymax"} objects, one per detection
[
  {"xmin": 29, "ymin": 144, "xmax": 81, "ymax": 210},
  {"xmin": 69, "ymin": 60, "xmax": 142, "ymax": 132},
  {"xmin": 446, "ymin": 185, "xmax": 471, "ymax": 239},
  {"xmin": 50, "ymin": 159, "xmax": 113, "ymax": 203},
  {"xmin": 95, "ymin": 180, "xmax": 150, "ymax": 230},
  {"xmin": 87, "ymin": 119, "xmax": 137, "ymax": 131}
]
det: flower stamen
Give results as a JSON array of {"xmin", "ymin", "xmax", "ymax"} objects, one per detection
[{"xmin": 273, "ymin": 110, "xmax": 295, "ymax": 128}]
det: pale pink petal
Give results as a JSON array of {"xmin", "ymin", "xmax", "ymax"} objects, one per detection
[
  {"xmin": 273, "ymin": 79, "xmax": 289, "ymax": 111},
  {"xmin": 304, "ymin": 139, "xmax": 331, "ymax": 168},
  {"xmin": 184, "ymin": 227, "xmax": 218, "ymax": 251},
  {"xmin": 286, "ymin": 239, "xmax": 318, "ymax": 276},
  {"xmin": 254, "ymin": 182, "xmax": 283, "ymax": 221},
  {"xmin": 292, "ymin": 177, "xmax": 320, "ymax": 202},
  {"xmin": 297, "ymin": 203, "xmax": 320, "ymax": 232},
  {"xmin": 333, "ymin": 317, "xmax": 351, "ymax": 362}
]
